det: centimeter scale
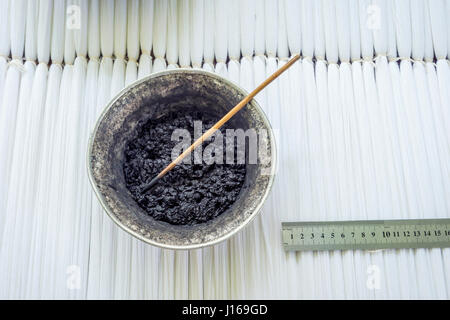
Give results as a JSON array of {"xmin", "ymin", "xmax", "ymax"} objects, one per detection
[{"xmin": 282, "ymin": 219, "xmax": 450, "ymax": 251}]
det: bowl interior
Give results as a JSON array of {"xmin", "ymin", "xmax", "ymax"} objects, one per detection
[{"xmin": 88, "ymin": 70, "xmax": 274, "ymax": 249}]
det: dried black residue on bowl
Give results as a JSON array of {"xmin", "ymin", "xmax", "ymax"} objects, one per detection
[{"xmin": 123, "ymin": 107, "xmax": 247, "ymax": 225}]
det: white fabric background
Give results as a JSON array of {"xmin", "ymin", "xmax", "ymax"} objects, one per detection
[{"xmin": 0, "ymin": 0, "xmax": 449, "ymax": 299}]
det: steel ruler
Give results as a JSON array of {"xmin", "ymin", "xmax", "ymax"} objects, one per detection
[{"xmin": 282, "ymin": 218, "xmax": 450, "ymax": 251}]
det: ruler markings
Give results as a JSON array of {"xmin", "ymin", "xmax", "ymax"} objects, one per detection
[{"xmin": 282, "ymin": 219, "xmax": 450, "ymax": 251}]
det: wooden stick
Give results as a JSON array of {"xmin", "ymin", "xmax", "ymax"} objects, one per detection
[{"xmin": 142, "ymin": 54, "xmax": 300, "ymax": 192}]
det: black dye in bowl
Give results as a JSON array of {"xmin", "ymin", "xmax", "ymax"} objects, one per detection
[
  {"xmin": 88, "ymin": 69, "xmax": 276, "ymax": 249},
  {"xmin": 123, "ymin": 108, "xmax": 246, "ymax": 225}
]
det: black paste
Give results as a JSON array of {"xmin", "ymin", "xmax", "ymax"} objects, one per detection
[{"xmin": 123, "ymin": 108, "xmax": 246, "ymax": 225}]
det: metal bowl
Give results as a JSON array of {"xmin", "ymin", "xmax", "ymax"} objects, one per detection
[{"xmin": 87, "ymin": 69, "xmax": 276, "ymax": 250}]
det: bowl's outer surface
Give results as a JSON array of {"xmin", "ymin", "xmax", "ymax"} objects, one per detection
[{"xmin": 87, "ymin": 69, "xmax": 276, "ymax": 250}]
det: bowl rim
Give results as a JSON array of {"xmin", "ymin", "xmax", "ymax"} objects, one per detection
[{"xmin": 87, "ymin": 68, "xmax": 277, "ymax": 250}]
